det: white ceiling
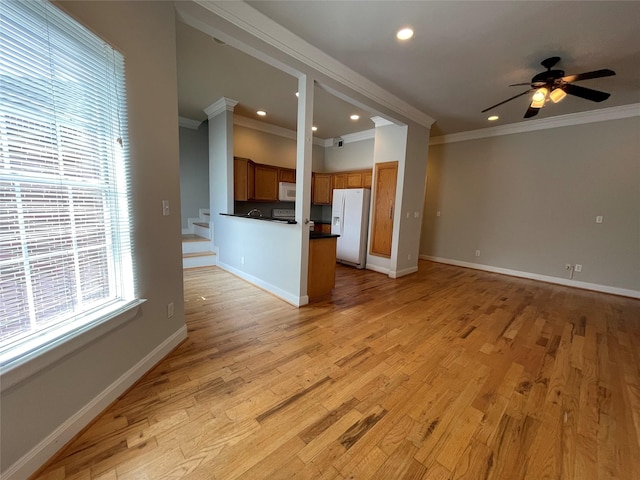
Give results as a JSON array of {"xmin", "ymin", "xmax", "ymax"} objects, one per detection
[{"xmin": 176, "ymin": 1, "xmax": 640, "ymax": 138}]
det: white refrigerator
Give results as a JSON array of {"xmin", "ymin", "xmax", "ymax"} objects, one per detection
[{"xmin": 331, "ymin": 188, "xmax": 371, "ymax": 269}]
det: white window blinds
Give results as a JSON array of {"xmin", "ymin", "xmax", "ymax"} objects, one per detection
[{"xmin": 0, "ymin": 0, "xmax": 134, "ymax": 363}]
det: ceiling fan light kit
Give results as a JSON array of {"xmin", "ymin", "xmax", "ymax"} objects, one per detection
[
  {"xmin": 549, "ymin": 87, "xmax": 567, "ymax": 103},
  {"xmin": 482, "ymin": 56, "xmax": 615, "ymax": 119}
]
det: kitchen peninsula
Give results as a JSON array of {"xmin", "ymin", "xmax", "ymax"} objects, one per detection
[{"xmin": 219, "ymin": 212, "xmax": 338, "ymax": 301}]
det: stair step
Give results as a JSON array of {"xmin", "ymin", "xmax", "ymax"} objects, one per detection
[
  {"xmin": 193, "ymin": 222, "xmax": 209, "ymax": 228},
  {"xmin": 183, "ymin": 251, "xmax": 215, "ymax": 258},
  {"xmin": 183, "ymin": 251, "xmax": 216, "ymax": 269},
  {"xmin": 182, "ymin": 233, "xmax": 209, "ymax": 242}
]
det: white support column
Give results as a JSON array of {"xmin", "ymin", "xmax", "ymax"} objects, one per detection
[
  {"xmin": 296, "ymin": 75, "xmax": 314, "ymax": 301},
  {"xmin": 204, "ymin": 97, "xmax": 238, "ymax": 217}
]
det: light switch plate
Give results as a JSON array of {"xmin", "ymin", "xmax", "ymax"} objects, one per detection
[{"xmin": 162, "ymin": 200, "xmax": 170, "ymax": 216}]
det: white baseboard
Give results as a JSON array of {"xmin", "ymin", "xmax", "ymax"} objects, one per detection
[
  {"xmin": 420, "ymin": 255, "xmax": 640, "ymax": 299},
  {"xmin": 391, "ymin": 266, "xmax": 419, "ymax": 278},
  {"xmin": 3, "ymin": 326, "xmax": 188, "ymax": 480},
  {"xmin": 216, "ymin": 261, "xmax": 305, "ymax": 307},
  {"xmin": 366, "ymin": 264, "xmax": 390, "ymax": 276}
]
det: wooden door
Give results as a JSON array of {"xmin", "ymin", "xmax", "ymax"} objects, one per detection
[
  {"xmin": 312, "ymin": 173, "xmax": 332, "ymax": 205},
  {"xmin": 370, "ymin": 161, "xmax": 398, "ymax": 258},
  {"xmin": 254, "ymin": 164, "xmax": 279, "ymax": 201}
]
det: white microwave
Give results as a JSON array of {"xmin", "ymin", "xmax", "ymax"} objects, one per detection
[{"xmin": 278, "ymin": 182, "xmax": 296, "ymax": 202}]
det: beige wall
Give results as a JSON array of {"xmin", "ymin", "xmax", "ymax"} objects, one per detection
[
  {"xmin": 421, "ymin": 116, "xmax": 640, "ymax": 292},
  {"xmin": 1, "ymin": 1, "xmax": 185, "ymax": 475},
  {"xmin": 234, "ymin": 124, "xmax": 325, "ymax": 171}
]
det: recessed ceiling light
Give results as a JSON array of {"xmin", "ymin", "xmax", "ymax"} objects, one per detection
[
  {"xmin": 488, "ymin": 115, "xmax": 499, "ymax": 121},
  {"xmin": 312, "ymin": 126, "xmax": 318, "ymax": 132},
  {"xmin": 350, "ymin": 114, "xmax": 360, "ymax": 120},
  {"xmin": 256, "ymin": 110, "xmax": 266, "ymax": 116},
  {"xmin": 396, "ymin": 27, "xmax": 414, "ymax": 41}
]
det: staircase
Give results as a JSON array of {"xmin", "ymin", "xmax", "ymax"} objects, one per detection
[{"xmin": 182, "ymin": 209, "xmax": 216, "ymax": 269}]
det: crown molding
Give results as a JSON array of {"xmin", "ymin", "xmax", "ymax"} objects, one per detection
[
  {"xmin": 371, "ymin": 116, "xmax": 394, "ymax": 127},
  {"xmin": 342, "ymin": 129, "xmax": 375, "ymax": 144},
  {"xmin": 204, "ymin": 97, "xmax": 239, "ymax": 119},
  {"xmin": 430, "ymin": 103, "xmax": 640, "ymax": 145},
  {"xmin": 233, "ymin": 114, "xmax": 326, "ymax": 146},
  {"xmin": 193, "ymin": 1, "xmax": 436, "ymax": 129},
  {"xmin": 178, "ymin": 117, "xmax": 202, "ymax": 130}
]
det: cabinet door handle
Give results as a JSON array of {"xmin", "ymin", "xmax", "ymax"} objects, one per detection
[{"xmin": 388, "ymin": 205, "xmax": 393, "ymax": 219}]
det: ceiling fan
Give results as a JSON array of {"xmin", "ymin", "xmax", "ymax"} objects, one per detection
[{"xmin": 482, "ymin": 57, "xmax": 616, "ymax": 119}]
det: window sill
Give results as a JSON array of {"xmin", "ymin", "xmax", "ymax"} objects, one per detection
[{"xmin": 0, "ymin": 299, "xmax": 146, "ymax": 393}]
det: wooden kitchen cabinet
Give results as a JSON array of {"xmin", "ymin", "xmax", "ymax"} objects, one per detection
[
  {"xmin": 312, "ymin": 173, "xmax": 333, "ymax": 205},
  {"xmin": 234, "ymin": 157, "xmax": 255, "ymax": 201},
  {"xmin": 346, "ymin": 172, "xmax": 363, "ymax": 188},
  {"xmin": 369, "ymin": 161, "xmax": 398, "ymax": 258},
  {"xmin": 363, "ymin": 171, "xmax": 372, "ymax": 188},
  {"xmin": 307, "ymin": 236, "xmax": 337, "ymax": 301},
  {"xmin": 333, "ymin": 173, "xmax": 347, "ymax": 190},
  {"xmin": 278, "ymin": 167, "xmax": 296, "ymax": 183},
  {"xmin": 313, "ymin": 223, "xmax": 332, "ymax": 234},
  {"xmin": 253, "ymin": 164, "xmax": 279, "ymax": 201}
]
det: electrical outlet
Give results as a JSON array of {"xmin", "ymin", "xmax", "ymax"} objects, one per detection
[
  {"xmin": 437, "ymin": 211, "xmax": 441, "ymax": 217},
  {"xmin": 167, "ymin": 302, "xmax": 174, "ymax": 318},
  {"xmin": 595, "ymin": 215, "xmax": 603, "ymax": 224},
  {"xmin": 574, "ymin": 264, "xmax": 582, "ymax": 272},
  {"xmin": 408, "ymin": 253, "xmax": 411, "ymax": 260},
  {"xmin": 475, "ymin": 250, "xmax": 480, "ymax": 257}
]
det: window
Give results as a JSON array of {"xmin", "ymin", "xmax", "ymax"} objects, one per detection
[{"xmin": 0, "ymin": 0, "xmax": 135, "ymax": 368}]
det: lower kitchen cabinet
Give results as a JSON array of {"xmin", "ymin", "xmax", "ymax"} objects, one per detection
[{"xmin": 307, "ymin": 236, "xmax": 337, "ymax": 300}]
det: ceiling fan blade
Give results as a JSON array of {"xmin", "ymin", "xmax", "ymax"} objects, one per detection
[
  {"xmin": 481, "ymin": 89, "xmax": 533, "ymax": 113},
  {"xmin": 562, "ymin": 69, "xmax": 615, "ymax": 83},
  {"xmin": 563, "ymin": 83, "xmax": 611, "ymax": 102},
  {"xmin": 509, "ymin": 82, "xmax": 533, "ymax": 87},
  {"xmin": 524, "ymin": 106, "xmax": 540, "ymax": 118}
]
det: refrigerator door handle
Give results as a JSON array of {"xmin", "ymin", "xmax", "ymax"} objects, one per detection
[{"xmin": 340, "ymin": 194, "xmax": 346, "ymax": 235}]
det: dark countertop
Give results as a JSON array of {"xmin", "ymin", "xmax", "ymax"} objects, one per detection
[
  {"xmin": 220, "ymin": 213, "xmax": 297, "ymax": 224},
  {"xmin": 310, "ymin": 231, "xmax": 339, "ymax": 239},
  {"xmin": 311, "ymin": 220, "xmax": 331, "ymax": 225}
]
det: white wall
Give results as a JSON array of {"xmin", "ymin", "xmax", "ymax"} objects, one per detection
[
  {"xmin": 421, "ymin": 116, "xmax": 640, "ymax": 295},
  {"xmin": 179, "ymin": 123, "xmax": 209, "ymax": 228},
  {"xmin": 323, "ymin": 138, "xmax": 374, "ymax": 172},
  {"xmin": 1, "ymin": 2, "xmax": 186, "ymax": 477},
  {"xmin": 395, "ymin": 123, "xmax": 430, "ymax": 275},
  {"xmin": 366, "ymin": 124, "xmax": 408, "ymax": 275}
]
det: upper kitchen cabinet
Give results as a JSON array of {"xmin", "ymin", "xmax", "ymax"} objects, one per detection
[
  {"xmin": 234, "ymin": 157, "xmax": 255, "ymax": 201},
  {"xmin": 363, "ymin": 171, "xmax": 372, "ymax": 189},
  {"xmin": 278, "ymin": 167, "xmax": 296, "ymax": 183},
  {"xmin": 254, "ymin": 164, "xmax": 279, "ymax": 201},
  {"xmin": 312, "ymin": 173, "xmax": 332, "ymax": 205},
  {"xmin": 333, "ymin": 173, "xmax": 346, "ymax": 190},
  {"xmin": 234, "ymin": 157, "xmax": 279, "ymax": 202}
]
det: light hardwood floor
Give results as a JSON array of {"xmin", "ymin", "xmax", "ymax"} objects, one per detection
[{"xmin": 34, "ymin": 261, "xmax": 640, "ymax": 479}]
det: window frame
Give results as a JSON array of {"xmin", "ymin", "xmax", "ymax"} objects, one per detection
[{"xmin": 0, "ymin": 0, "xmax": 141, "ymax": 384}]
